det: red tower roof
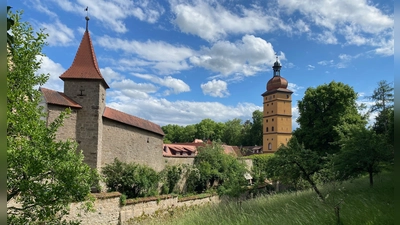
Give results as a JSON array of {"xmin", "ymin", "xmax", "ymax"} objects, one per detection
[{"xmin": 59, "ymin": 30, "xmax": 109, "ymax": 88}]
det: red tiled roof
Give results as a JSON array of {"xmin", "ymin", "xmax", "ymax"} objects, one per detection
[
  {"xmin": 59, "ymin": 30, "xmax": 109, "ymax": 89},
  {"xmin": 163, "ymin": 144, "xmax": 197, "ymax": 157},
  {"xmin": 40, "ymin": 87, "xmax": 82, "ymax": 108},
  {"xmin": 103, "ymin": 107, "xmax": 164, "ymax": 136}
]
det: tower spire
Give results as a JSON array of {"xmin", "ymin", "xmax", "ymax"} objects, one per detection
[
  {"xmin": 272, "ymin": 54, "xmax": 282, "ymax": 77},
  {"xmin": 85, "ymin": 7, "xmax": 89, "ymax": 31}
]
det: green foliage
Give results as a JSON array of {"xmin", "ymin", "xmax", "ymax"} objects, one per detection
[
  {"xmin": 222, "ymin": 118, "xmax": 242, "ymax": 146},
  {"xmin": 294, "ymin": 81, "xmax": 366, "ymax": 155},
  {"xmin": 149, "ymin": 172, "xmax": 393, "ymax": 225},
  {"xmin": 186, "ymin": 142, "xmax": 248, "ymax": 197},
  {"xmin": 265, "ymin": 137, "xmax": 327, "ymax": 200},
  {"xmin": 334, "ymin": 124, "xmax": 393, "ymax": 186},
  {"xmin": 102, "ymin": 158, "xmax": 159, "ymax": 198},
  {"xmin": 7, "ymin": 10, "xmax": 95, "ymax": 224},
  {"xmin": 120, "ymin": 194, "xmax": 127, "ymax": 206},
  {"xmin": 161, "ymin": 109, "xmax": 263, "ymax": 146},
  {"xmin": 368, "ymin": 80, "xmax": 394, "ymax": 136},
  {"xmin": 160, "ymin": 165, "xmax": 183, "ymax": 194},
  {"xmin": 248, "ymin": 154, "xmax": 274, "ymax": 185}
]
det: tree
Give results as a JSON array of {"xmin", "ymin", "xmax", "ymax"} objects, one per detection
[
  {"xmin": 334, "ymin": 124, "xmax": 393, "ymax": 186},
  {"xmin": 7, "ymin": 10, "xmax": 96, "ymax": 224},
  {"xmin": 186, "ymin": 142, "xmax": 247, "ymax": 196},
  {"xmin": 265, "ymin": 137, "xmax": 327, "ymax": 200},
  {"xmin": 222, "ymin": 118, "xmax": 242, "ymax": 146},
  {"xmin": 368, "ymin": 80, "xmax": 394, "ymax": 134},
  {"xmin": 248, "ymin": 110, "xmax": 263, "ymax": 146},
  {"xmin": 195, "ymin": 118, "xmax": 217, "ymax": 141},
  {"xmin": 294, "ymin": 81, "xmax": 366, "ymax": 155}
]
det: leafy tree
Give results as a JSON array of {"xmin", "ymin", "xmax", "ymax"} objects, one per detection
[
  {"xmin": 249, "ymin": 154, "xmax": 274, "ymax": 185},
  {"xmin": 182, "ymin": 124, "xmax": 197, "ymax": 143},
  {"xmin": 222, "ymin": 118, "xmax": 242, "ymax": 146},
  {"xmin": 102, "ymin": 158, "xmax": 159, "ymax": 198},
  {"xmin": 294, "ymin": 81, "xmax": 366, "ymax": 155},
  {"xmin": 162, "ymin": 124, "xmax": 184, "ymax": 143},
  {"xmin": 265, "ymin": 137, "xmax": 327, "ymax": 200},
  {"xmin": 186, "ymin": 142, "xmax": 247, "ymax": 196},
  {"xmin": 195, "ymin": 118, "xmax": 217, "ymax": 141},
  {"xmin": 367, "ymin": 80, "xmax": 394, "ymax": 135},
  {"xmin": 248, "ymin": 110, "xmax": 263, "ymax": 146},
  {"xmin": 7, "ymin": 10, "xmax": 96, "ymax": 224},
  {"xmin": 334, "ymin": 124, "xmax": 393, "ymax": 186}
]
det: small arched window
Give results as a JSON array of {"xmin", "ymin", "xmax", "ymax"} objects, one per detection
[
  {"xmin": 266, "ymin": 127, "xmax": 269, "ymax": 132},
  {"xmin": 268, "ymin": 143, "xmax": 272, "ymax": 150},
  {"xmin": 272, "ymin": 126, "xmax": 274, "ymax": 132}
]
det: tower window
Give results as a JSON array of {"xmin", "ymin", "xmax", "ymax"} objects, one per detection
[
  {"xmin": 287, "ymin": 95, "xmax": 289, "ymax": 98},
  {"xmin": 272, "ymin": 126, "xmax": 274, "ymax": 132},
  {"xmin": 272, "ymin": 118, "xmax": 274, "ymax": 122},
  {"xmin": 273, "ymin": 95, "xmax": 275, "ymax": 98},
  {"xmin": 271, "ymin": 103, "xmax": 273, "ymax": 105},
  {"xmin": 266, "ymin": 119, "xmax": 268, "ymax": 123},
  {"xmin": 272, "ymin": 110, "xmax": 273, "ymax": 113},
  {"xmin": 268, "ymin": 143, "xmax": 272, "ymax": 150},
  {"xmin": 266, "ymin": 127, "xmax": 269, "ymax": 132}
]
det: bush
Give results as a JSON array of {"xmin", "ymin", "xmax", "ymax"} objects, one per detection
[
  {"xmin": 186, "ymin": 142, "xmax": 248, "ymax": 197},
  {"xmin": 160, "ymin": 165, "xmax": 183, "ymax": 194},
  {"xmin": 102, "ymin": 158, "xmax": 159, "ymax": 198},
  {"xmin": 250, "ymin": 154, "xmax": 274, "ymax": 185}
]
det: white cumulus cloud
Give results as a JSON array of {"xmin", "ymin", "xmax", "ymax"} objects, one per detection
[{"xmin": 200, "ymin": 79, "xmax": 229, "ymax": 98}]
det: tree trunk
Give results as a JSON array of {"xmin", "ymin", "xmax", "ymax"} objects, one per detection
[{"xmin": 307, "ymin": 175, "xmax": 324, "ymax": 201}]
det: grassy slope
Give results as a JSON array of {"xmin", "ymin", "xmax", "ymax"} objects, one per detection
[{"xmin": 133, "ymin": 171, "xmax": 393, "ymax": 225}]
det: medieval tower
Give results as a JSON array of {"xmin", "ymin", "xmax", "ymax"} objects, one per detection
[
  {"xmin": 261, "ymin": 57, "xmax": 293, "ymax": 152},
  {"xmin": 59, "ymin": 16, "xmax": 109, "ymax": 170}
]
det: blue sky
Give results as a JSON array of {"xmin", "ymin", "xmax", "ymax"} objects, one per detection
[{"xmin": 10, "ymin": 0, "xmax": 394, "ymax": 130}]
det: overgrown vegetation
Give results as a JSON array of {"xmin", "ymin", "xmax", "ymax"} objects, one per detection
[
  {"xmin": 7, "ymin": 9, "xmax": 97, "ymax": 224},
  {"xmin": 138, "ymin": 171, "xmax": 393, "ymax": 225},
  {"xmin": 186, "ymin": 142, "xmax": 248, "ymax": 197},
  {"xmin": 102, "ymin": 159, "xmax": 159, "ymax": 199}
]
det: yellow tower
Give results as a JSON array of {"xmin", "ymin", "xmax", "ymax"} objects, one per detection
[{"xmin": 261, "ymin": 57, "xmax": 293, "ymax": 153}]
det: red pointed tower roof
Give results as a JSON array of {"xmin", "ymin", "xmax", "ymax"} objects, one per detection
[{"xmin": 59, "ymin": 17, "xmax": 109, "ymax": 88}]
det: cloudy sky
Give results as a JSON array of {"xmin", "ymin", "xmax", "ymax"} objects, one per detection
[{"xmin": 11, "ymin": 0, "xmax": 393, "ymax": 129}]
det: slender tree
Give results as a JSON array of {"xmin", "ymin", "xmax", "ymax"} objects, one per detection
[{"xmin": 367, "ymin": 80, "xmax": 394, "ymax": 134}]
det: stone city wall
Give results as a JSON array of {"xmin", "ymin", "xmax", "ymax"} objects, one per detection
[
  {"xmin": 65, "ymin": 192, "xmax": 220, "ymax": 225},
  {"xmin": 102, "ymin": 118, "xmax": 165, "ymax": 172}
]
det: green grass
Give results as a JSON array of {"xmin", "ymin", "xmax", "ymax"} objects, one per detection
[{"xmin": 130, "ymin": 171, "xmax": 394, "ymax": 225}]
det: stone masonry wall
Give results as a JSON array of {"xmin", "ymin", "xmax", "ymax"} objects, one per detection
[
  {"xmin": 65, "ymin": 193, "xmax": 220, "ymax": 225},
  {"xmin": 63, "ymin": 80, "xmax": 107, "ymax": 170},
  {"xmin": 46, "ymin": 105, "xmax": 78, "ymax": 141},
  {"xmin": 164, "ymin": 157, "xmax": 195, "ymax": 167},
  {"xmin": 102, "ymin": 118, "xmax": 165, "ymax": 172}
]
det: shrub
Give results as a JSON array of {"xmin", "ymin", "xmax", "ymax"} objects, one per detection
[
  {"xmin": 160, "ymin": 165, "xmax": 183, "ymax": 194},
  {"xmin": 102, "ymin": 158, "xmax": 159, "ymax": 198}
]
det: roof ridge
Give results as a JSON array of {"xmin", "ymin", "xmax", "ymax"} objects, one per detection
[{"xmin": 103, "ymin": 107, "xmax": 164, "ymax": 136}]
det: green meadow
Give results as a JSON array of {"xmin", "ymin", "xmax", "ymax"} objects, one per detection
[{"xmin": 132, "ymin": 171, "xmax": 393, "ymax": 225}]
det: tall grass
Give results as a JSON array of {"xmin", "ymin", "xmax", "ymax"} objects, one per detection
[{"xmin": 131, "ymin": 171, "xmax": 393, "ymax": 225}]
